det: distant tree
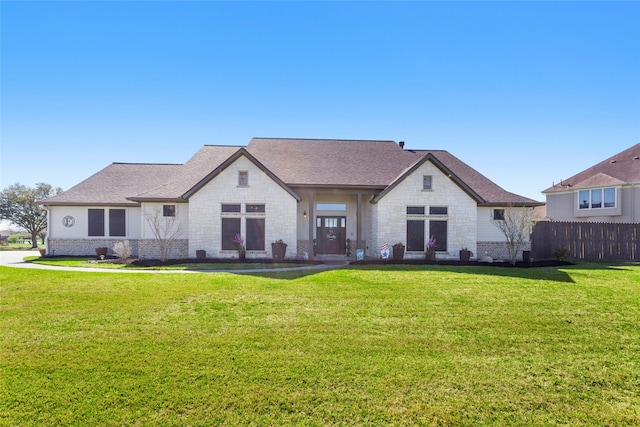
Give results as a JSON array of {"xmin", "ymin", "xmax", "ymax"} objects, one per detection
[
  {"xmin": 492, "ymin": 205, "xmax": 533, "ymax": 265},
  {"xmin": 0, "ymin": 183, "xmax": 62, "ymax": 248}
]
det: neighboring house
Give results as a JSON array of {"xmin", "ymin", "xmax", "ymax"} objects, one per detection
[
  {"xmin": 38, "ymin": 138, "xmax": 541, "ymax": 260},
  {"xmin": 542, "ymin": 143, "xmax": 640, "ymax": 223}
]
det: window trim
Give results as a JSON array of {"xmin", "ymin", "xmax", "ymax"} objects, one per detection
[
  {"xmin": 493, "ymin": 209, "xmax": 505, "ymax": 221},
  {"xmin": 221, "ymin": 203, "xmax": 242, "ymax": 213},
  {"xmin": 578, "ymin": 187, "xmax": 617, "ymax": 210},
  {"xmin": 429, "ymin": 206, "xmax": 448, "ymax": 216},
  {"xmin": 238, "ymin": 171, "xmax": 249, "ymax": 187},
  {"xmin": 406, "ymin": 206, "xmax": 425, "ymax": 215},
  {"xmin": 423, "ymin": 175, "xmax": 433, "ymax": 191},
  {"xmin": 88, "ymin": 209, "xmax": 105, "ymax": 237},
  {"xmin": 163, "ymin": 204, "xmax": 176, "ymax": 217},
  {"xmin": 109, "ymin": 209, "xmax": 126, "ymax": 237}
]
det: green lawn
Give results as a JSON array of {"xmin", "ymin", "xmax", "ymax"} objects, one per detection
[
  {"xmin": 27, "ymin": 256, "xmax": 305, "ymax": 271},
  {"xmin": 1, "ymin": 264, "xmax": 639, "ymax": 426}
]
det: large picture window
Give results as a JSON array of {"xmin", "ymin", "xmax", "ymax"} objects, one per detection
[
  {"xmin": 578, "ymin": 187, "xmax": 616, "ymax": 210},
  {"xmin": 246, "ymin": 218, "xmax": 265, "ymax": 251},
  {"xmin": 222, "ymin": 218, "xmax": 241, "ymax": 250},
  {"xmin": 429, "ymin": 220, "xmax": 447, "ymax": 252},
  {"xmin": 109, "ymin": 209, "xmax": 126, "ymax": 237},
  {"xmin": 406, "ymin": 220, "xmax": 425, "ymax": 252},
  {"xmin": 88, "ymin": 209, "xmax": 104, "ymax": 236}
]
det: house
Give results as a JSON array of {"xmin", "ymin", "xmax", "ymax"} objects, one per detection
[
  {"xmin": 542, "ymin": 143, "xmax": 640, "ymax": 223},
  {"xmin": 38, "ymin": 138, "xmax": 542, "ymax": 260}
]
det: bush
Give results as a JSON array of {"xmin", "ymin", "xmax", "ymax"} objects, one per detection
[
  {"xmin": 112, "ymin": 240, "xmax": 132, "ymax": 261},
  {"xmin": 7, "ymin": 235, "xmax": 19, "ymax": 244},
  {"xmin": 552, "ymin": 246, "xmax": 570, "ymax": 260}
]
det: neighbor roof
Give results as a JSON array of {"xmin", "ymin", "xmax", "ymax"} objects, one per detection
[
  {"xmin": 543, "ymin": 143, "xmax": 640, "ymax": 193},
  {"xmin": 39, "ymin": 138, "xmax": 541, "ymax": 206}
]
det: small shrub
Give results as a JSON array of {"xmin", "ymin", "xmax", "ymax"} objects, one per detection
[
  {"xmin": 8, "ymin": 235, "xmax": 19, "ymax": 244},
  {"xmin": 112, "ymin": 240, "xmax": 132, "ymax": 261},
  {"xmin": 552, "ymin": 246, "xmax": 570, "ymax": 260}
]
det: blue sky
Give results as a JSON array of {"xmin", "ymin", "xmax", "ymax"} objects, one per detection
[{"xmin": 2, "ymin": 1, "xmax": 639, "ymax": 202}]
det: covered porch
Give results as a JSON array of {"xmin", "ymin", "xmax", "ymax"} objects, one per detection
[{"xmin": 294, "ymin": 189, "xmax": 377, "ymax": 259}]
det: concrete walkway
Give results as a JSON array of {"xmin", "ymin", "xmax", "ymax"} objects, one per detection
[{"xmin": 0, "ymin": 250, "xmax": 350, "ymax": 274}]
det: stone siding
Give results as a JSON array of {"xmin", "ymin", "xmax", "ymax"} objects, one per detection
[
  {"xmin": 188, "ymin": 155, "xmax": 298, "ymax": 259},
  {"xmin": 138, "ymin": 239, "xmax": 189, "ymax": 259},
  {"xmin": 477, "ymin": 241, "xmax": 531, "ymax": 262},
  {"xmin": 372, "ymin": 160, "xmax": 478, "ymax": 259},
  {"xmin": 47, "ymin": 238, "xmax": 140, "ymax": 257}
]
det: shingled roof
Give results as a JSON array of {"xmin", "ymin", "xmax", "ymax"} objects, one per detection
[
  {"xmin": 40, "ymin": 138, "xmax": 541, "ymax": 206},
  {"xmin": 39, "ymin": 163, "xmax": 183, "ymax": 206},
  {"xmin": 543, "ymin": 143, "xmax": 640, "ymax": 193}
]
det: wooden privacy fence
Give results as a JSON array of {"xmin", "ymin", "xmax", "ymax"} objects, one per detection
[{"xmin": 531, "ymin": 221, "xmax": 639, "ymax": 261}]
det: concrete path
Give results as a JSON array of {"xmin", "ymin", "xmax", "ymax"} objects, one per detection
[{"xmin": 0, "ymin": 250, "xmax": 349, "ymax": 274}]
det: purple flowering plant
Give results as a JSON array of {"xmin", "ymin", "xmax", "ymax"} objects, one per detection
[
  {"xmin": 426, "ymin": 236, "xmax": 437, "ymax": 254},
  {"xmin": 233, "ymin": 234, "xmax": 244, "ymax": 249}
]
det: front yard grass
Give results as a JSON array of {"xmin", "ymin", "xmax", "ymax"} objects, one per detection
[
  {"xmin": 26, "ymin": 256, "xmax": 304, "ymax": 271},
  {"xmin": 1, "ymin": 263, "xmax": 639, "ymax": 426}
]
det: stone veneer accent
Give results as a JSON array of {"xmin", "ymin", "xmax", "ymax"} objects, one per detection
[
  {"xmin": 138, "ymin": 239, "xmax": 189, "ymax": 260},
  {"xmin": 476, "ymin": 241, "xmax": 531, "ymax": 262},
  {"xmin": 48, "ymin": 238, "xmax": 140, "ymax": 257},
  {"xmin": 47, "ymin": 238, "xmax": 189, "ymax": 259}
]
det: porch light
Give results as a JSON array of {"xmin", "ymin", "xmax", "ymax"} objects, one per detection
[{"xmin": 303, "ymin": 210, "xmax": 307, "ymax": 219}]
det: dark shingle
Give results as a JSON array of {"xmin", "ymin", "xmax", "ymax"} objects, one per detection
[{"xmin": 543, "ymin": 143, "xmax": 640, "ymax": 193}]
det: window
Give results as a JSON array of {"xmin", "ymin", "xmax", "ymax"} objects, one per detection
[
  {"xmin": 429, "ymin": 206, "xmax": 448, "ymax": 215},
  {"xmin": 163, "ymin": 205, "xmax": 176, "ymax": 217},
  {"xmin": 317, "ymin": 203, "xmax": 347, "ymax": 211},
  {"xmin": 578, "ymin": 187, "xmax": 616, "ymax": 209},
  {"xmin": 246, "ymin": 204, "xmax": 265, "ymax": 213},
  {"xmin": 604, "ymin": 188, "xmax": 616, "ymax": 208},
  {"xmin": 238, "ymin": 171, "xmax": 249, "ymax": 186},
  {"xmin": 429, "ymin": 220, "xmax": 447, "ymax": 251},
  {"xmin": 88, "ymin": 209, "xmax": 104, "ymax": 236},
  {"xmin": 406, "ymin": 220, "xmax": 425, "ymax": 251},
  {"xmin": 493, "ymin": 209, "xmax": 505, "ymax": 221},
  {"xmin": 221, "ymin": 218, "xmax": 241, "ymax": 250},
  {"xmin": 222, "ymin": 204, "xmax": 241, "ymax": 213},
  {"xmin": 423, "ymin": 175, "xmax": 433, "ymax": 190},
  {"xmin": 579, "ymin": 190, "xmax": 590, "ymax": 209},
  {"xmin": 246, "ymin": 218, "xmax": 265, "ymax": 250},
  {"xmin": 591, "ymin": 189, "xmax": 602, "ymax": 209},
  {"xmin": 109, "ymin": 209, "xmax": 126, "ymax": 237},
  {"xmin": 407, "ymin": 206, "xmax": 425, "ymax": 215}
]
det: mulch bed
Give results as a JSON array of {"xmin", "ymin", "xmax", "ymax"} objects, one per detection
[
  {"xmin": 131, "ymin": 258, "xmax": 324, "ymax": 267},
  {"xmin": 350, "ymin": 259, "xmax": 573, "ymax": 268}
]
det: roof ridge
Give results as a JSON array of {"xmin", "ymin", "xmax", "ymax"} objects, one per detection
[
  {"xmin": 112, "ymin": 162, "xmax": 183, "ymax": 166},
  {"xmin": 251, "ymin": 137, "xmax": 397, "ymax": 143}
]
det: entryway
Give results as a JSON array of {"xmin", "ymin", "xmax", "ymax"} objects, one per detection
[{"xmin": 316, "ymin": 216, "xmax": 346, "ymax": 255}]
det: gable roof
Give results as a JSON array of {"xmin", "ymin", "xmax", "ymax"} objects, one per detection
[
  {"xmin": 543, "ymin": 143, "xmax": 640, "ymax": 193},
  {"xmin": 39, "ymin": 137, "xmax": 540, "ymax": 206},
  {"xmin": 128, "ymin": 145, "xmax": 242, "ymax": 201},
  {"xmin": 370, "ymin": 148, "xmax": 540, "ymax": 205},
  {"xmin": 181, "ymin": 148, "xmax": 300, "ymax": 201}
]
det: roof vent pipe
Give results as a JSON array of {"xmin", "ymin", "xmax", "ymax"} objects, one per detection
[{"xmin": 399, "ymin": 141, "xmax": 405, "ymax": 149}]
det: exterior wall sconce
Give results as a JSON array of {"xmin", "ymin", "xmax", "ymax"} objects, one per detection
[{"xmin": 303, "ymin": 210, "xmax": 307, "ymax": 219}]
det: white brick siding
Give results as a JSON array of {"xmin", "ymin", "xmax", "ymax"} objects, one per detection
[
  {"xmin": 372, "ymin": 161, "xmax": 478, "ymax": 259},
  {"xmin": 188, "ymin": 155, "xmax": 298, "ymax": 259}
]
